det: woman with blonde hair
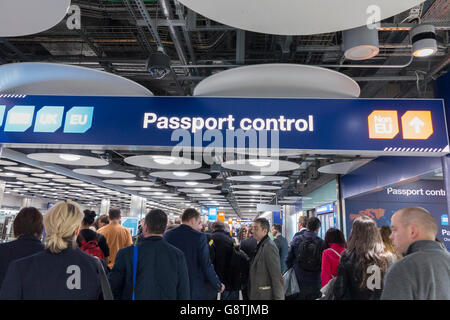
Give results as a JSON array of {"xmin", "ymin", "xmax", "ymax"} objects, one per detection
[{"xmin": 0, "ymin": 201, "xmax": 106, "ymax": 300}]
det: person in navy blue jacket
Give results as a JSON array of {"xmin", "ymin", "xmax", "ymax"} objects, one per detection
[
  {"xmin": 109, "ymin": 209, "xmax": 190, "ymax": 300},
  {"xmin": 164, "ymin": 208, "xmax": 225, "ymax": 300},
  {"xmin": 0, "ymin": 207, "xmax": 45, "ymax": 289},
  {"xmin": 0, "ymin": 201, "xmax": 104, "ymax": 300}
]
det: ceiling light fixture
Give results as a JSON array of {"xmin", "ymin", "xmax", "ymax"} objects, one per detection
[
  {"xmin": 194, "ymin": 188, "xmax": 205, "ymax": 192},
  {"xmin": 153, "ymin": 155, "xmax": 176, "ymax": 165},
  {"xmin": 97, "ymin": 169, "xmax": 114, "ymax": 175},
  {"xmin": 411, "ymin": 24, "xmax": 437, "ymax": 58},
  {"xmin": 173, "ymin": 171, "xmax": 189, "ymax": 177},
  {"xmin": 123, "ymin": 179, "xmax": 136, "ymax": 184},
  {"xmin": 185, "ymin": 181, "xmax": 199, "ymax": 186},
  {"xmin": 343, "ymin": 24, "xmax": 379, "ymax": 60},
  {"xmin": 59, "ymin": 154, "xmax": 81, "ymax": 162},
  {"xmin": 249, "ymin": 159, "xmax": 271, "ymax": 167}
]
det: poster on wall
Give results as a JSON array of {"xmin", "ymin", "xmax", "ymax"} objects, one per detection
[{"xmin": 345, "ymin": 179, "xmax": 449, "ymax": 250}]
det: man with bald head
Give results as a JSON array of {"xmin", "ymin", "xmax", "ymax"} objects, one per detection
[{"xmin": 381, "ymin": 207, "xmax": 450, "ymax": 300}]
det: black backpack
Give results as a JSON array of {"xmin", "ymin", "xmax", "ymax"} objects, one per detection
[
  {"xmin": 296, "ymin": 235, "xmax": 323, "ymax": 272},
  {"xmin": 229, "ymin": 245, "xmax": 250, "ymax": 291}
]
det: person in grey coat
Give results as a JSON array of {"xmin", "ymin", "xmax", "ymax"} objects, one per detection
[
  {"xmin": 381, "ymin": 207, "xmax": 450, "ymax": 300},
  {"xmin": 248, "ymin": 218, "xmax": 284, "ymax": 300},
  {"xmin": 271, "ymin": 224, "xmax": 289, "ymax": 274}
]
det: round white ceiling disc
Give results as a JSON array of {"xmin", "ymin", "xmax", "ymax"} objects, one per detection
[
  {"xmin": 27, "ymin": 153, "xmax": 108, "ymax": 166},
  {"xmin": 0, "ymin": 0, "xmax": 71, "ymax": 37},
  {"xmin": 31, "ymin": 173, "xmax": 66, "ymax": 179},
  {"xmin": 227, "ymin": 175, "xmax": 288, "ymax": 182},
  {"xmin": 150, "ymin": 171, "xmax": 211, "ymax": 181},
  {"xmin": 16, "ymin": 177, "xmax": 49, "ymax": 183},
  {"xmin": 232, "ymin": 184, "xmax": 281, "ymax": 190},
  {"xmin": 166, "ymin": 181, "xmax": 219, "ymax": 188},
  {"xmin": 102, "ymin": 179, "xmax": 154, "ymax": 186},
  {"xmin": 52, "ymin": 178, "xmax": 84, "ymax": 184},
  {"xmin": 124, "ymin": 155, "xmax": 201, "ymax": 170},
  {"xmin": 124, "ymin": 187, "xmax": 164, "ymax": 192},
  {"xmin": 318, "ymin": 159, "xmax": 372, "ymax": 174},
  {"xmin": 178, "ymin": 188, "xmax": 222, "ymax": 194},
  {"xmin": 0, "ymin": 160, "xmax": 17, "ymax": 166},
  {"xmin": 222, "ymin": 159, "xmax": 299, "ymax": 173},
  {"xmin": 233, "ymin": 190, "xmax": 276, "ymax": 196},
  {"xmin": 178, "ymin": 0, "xmax": 425, "ymax": 35},
  {"xmin": 194, "ymin": 64, "xmax": 360, "ymax": 98},
  {"xmin": 0, "ymin": 63, "xmax": 154, "ymax": 96},
  {"xmin": 73, "ymin": 168, "xmax": 136, "ymax": 179},
  {"xmin": 4, "ymin": 166, "xmax": 45, "ymax": 174},
  {"xmin": 0, "ymin": 172, "xmax": 28, "ymax": 178},
  {"xmin": 187, "ymin": 194, "xmax": 224, "ymax": 198}
]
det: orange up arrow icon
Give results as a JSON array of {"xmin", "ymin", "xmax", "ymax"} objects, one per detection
[{"xmin": 401, "ymin": 111, "xmax": 433, "ymax": 140}]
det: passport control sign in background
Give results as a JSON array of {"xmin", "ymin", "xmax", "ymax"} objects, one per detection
[{"xmin": 0, "ymin": 95, "xmax": 447, "ymax": 154}]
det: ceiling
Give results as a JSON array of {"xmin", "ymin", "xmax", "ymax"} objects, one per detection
[{"xmin": 0, "ymin": 0, "xmax": 448, "ymax": 97}]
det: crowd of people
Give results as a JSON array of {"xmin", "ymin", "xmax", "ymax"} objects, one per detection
[{"xmin": 0, "ymin": 201, "xmax": 448, "ymax": 300}]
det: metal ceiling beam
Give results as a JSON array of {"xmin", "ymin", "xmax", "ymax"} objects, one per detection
[{"xmin": 0, "ymin": 38, "xmax": 31, "ymax": 62}]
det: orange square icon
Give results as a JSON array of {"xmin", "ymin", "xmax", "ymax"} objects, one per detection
[
  {"xmin": 368, "ymin": 110, "xmax": 399, "ymax": 139},
  {"xmin": 401, "ymin": 111, "xmax": 433, "ymax": 140}
]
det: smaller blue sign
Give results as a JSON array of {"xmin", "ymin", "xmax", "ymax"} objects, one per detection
[
  {"xmin": 4, "ymin": 105, "xmax": 35, "ymax": 132},
  {"xmin": 0, "ymin": 105, "xmax": 5, "ymax": 127},
  {"xmin": 316, "ymin": 203, "xmax": 334, "ymax": 214},
  {"xmin": 273, "ymin": 211, "xmax": 282, "ymax": 224},
  {"xmin": 208, "ymin": 207, "xmax": 217, "ymax": 221},
  {"xmin": 63, "ymin": 106, "xmax": 94, "ymax": 133},
  {"xmin": 201, "ymin": 208, "xmax": 207, "ymax": 216},
  {"xmin": 34, "ymin": 106, "xmax": 64, "ymax": 133},
  {"xmin": 442, "ymin": 214, "xmax": 449, "ymax": 226},
  {"xmin": 122, "ymin": 217, "xmax": 139, "ymax": 237}
]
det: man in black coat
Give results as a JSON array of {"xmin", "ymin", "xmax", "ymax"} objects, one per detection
[
  {"xmin": 0, "ymin": 207, "xmax": 44, "ymax": 289},
  {"xmin": 109, "ymin": 209, "xmax": 190, "ymax": 300}
]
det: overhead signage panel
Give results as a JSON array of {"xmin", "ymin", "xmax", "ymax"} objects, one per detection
[{"xmin": 0, "ymin": 95, "xmax": 447, "ymax": 154}]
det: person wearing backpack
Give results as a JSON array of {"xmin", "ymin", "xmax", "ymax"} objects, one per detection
[
  {"xmin": 286, "ymin": 217, "xmax": 325, "ymax": 300},
  {"xmin": 77, "ymin": 210, "xmax": 110, "ymax": 263}
]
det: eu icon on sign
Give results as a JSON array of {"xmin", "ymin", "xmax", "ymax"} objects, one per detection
[{"xmin": 63, "ymin": 106, "xmax": 94, "ymax": 133}]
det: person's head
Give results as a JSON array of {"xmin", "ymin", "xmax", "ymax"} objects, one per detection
[
  {"xmin": 13, "ymin": 207, "xmax": 44, "ymax": 238},
  {"xmin": 44, "ymin": 200, "xmax": 84, "ymax": 254},
  {"xmin": 108, "ymin": 208, "xmax": 121, "ymax": 222},
  {"xmin": 348, "ymin": 216, "xmax": 390, "ymax": 288},
  {"xmin": 324, "ymin": 228, "xmax": 346, "ymax": 248},
  {"xmin": 298, "ymin": 216, "xmax": 308, "ymax": 230},
  {"xmin": 252, "ymin": 218, "xmax": 270, "ymax": 242},
  {"xmin": 271, "ymin": 224, "xmax": 282, "ymax": 237},
  {"xmin": 82, "ymin": 210, "xmax": 96, "ymax": 228},
  {"xmin": 211, "ymin": 221, "xmax": 226, "ymax": 232},
  {"xmin": 181, "ymin": 208, "xmax": 202, "ymax": 231},
  {"xmin": 390, "ymin": 207, "xmax": 438, "ymax": 256},
  {"xmin": 307, "ymin": 217, "xmax": 321, "ymax": 233},
  {"xmin": 94, "ymin": 214, "xmax": 109, "ymax": 230},
  {"xmin": 379, "ymin": 225, "xmax": 397, "ymax": 255},
  {"xmin": 143, "ymin": 209, "xmax": 167, "ymax": 236}
]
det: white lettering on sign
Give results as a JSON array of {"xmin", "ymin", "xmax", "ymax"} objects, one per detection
[
  {"xmin": 9, "ymin": 113, "xmax": 32, "ymax": 124},
  {"xmin": 374, "ymin": 116, "xmax": 393, "ymax": 135},
  {"xmin": 39, "ymin": 114, "xmax": 58, "ymax": 125},
  {"xmin": 66, "ymin": 265, "xmax": 81, "ymax": 290},
  {"xmin": 143, "ymin": 113, "xmax": 314, "ymax": 133},
  {"xmin": 69, "ymin": 114, "xmax": 88, "ymax": 125},
  {"xmin": 386, "ymin": 187, "xmax": 446, "ymax": 197}
]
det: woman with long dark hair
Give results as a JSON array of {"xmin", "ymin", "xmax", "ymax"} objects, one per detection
[{"xmin": 332, "ymin": 216, "xmax": 393, "ymax": 300}]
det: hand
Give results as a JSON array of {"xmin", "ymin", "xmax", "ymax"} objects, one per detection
[{"xmin": 219, "ymin": 283, "xmax": 225, "ymax": 294}]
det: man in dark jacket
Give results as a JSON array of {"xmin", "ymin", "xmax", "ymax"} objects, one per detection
[
  {"xmin": 286, "ymin": 217, "xmax": 325, "ymax": 300},
  {"xmin": 0, "ymin": 207, "xmax": 44, "ymax": 289},
  {"xmin": 240, "ymin": 225, "xmax": 258, "ymax": 260},
  {"xmin": 381, "ymin": 207, "xmax": 450, "ymax": 300},
  {"xmin": 272, "ymin": 224, "xmax": 289, "ymax": 274},
  {"xmin": 209, "ymin": 221, "xmax": 242, "ymax": 300},
  {"xmin": 109, "ymin": 209, "xmax": 190, "ymax": 300},
  {"xmin": 164, "ymin": 208, "xmax": 225, "ymax": 299}
]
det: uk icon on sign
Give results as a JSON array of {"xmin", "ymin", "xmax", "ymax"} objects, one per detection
[
  {"xmin": 368, "ymin": 110, "xmax": 399, "ymax": 139},
  {"xmin": 401, "ymin": 110, "xmax": 433, "ymax": 140}
]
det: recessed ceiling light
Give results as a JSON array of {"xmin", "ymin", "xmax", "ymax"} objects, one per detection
[
  {"xmin": 249, "ymin": 159, "xmax": 271, "ymax": 167},
  {"xmin": 5, "ymin": 172, "xmax": 15, "ymax": 176},
  {"xmin": 173, "ymin": 172, "xmax": 189, "ymax": 177},
  {"xmin": 250, "ymin": 184, "xmax": 262, "ymax": 188},
  {"xmin": 194, "ymin": 188, "xmax": 205, "ymax": 192},
  {"xmin": 413, "ymin": 48, "xmax": 436, "ymax": 57},
  {"xmin": 249, "ymin": 190, "xmax": 259, "ymax": 194},
  {"xmin": 185, "ymin": 181, "xmax": 199, "ymax": 186},
  {"xmin": 152, "ymin": 156, "xmax": 176, "ymax": 165},
  {"xmin": 97, "ymin": 169, "xmax": 114, "ymax": 175},
  {"xmin": 250, "ymin": 175, "xmax": 265, "ymax": 180},
  {"xmin": 123, "ymin": 179, "xmax": 136, "ymax": 184},
  {"xmin": 59, "ymin": 154, "xmax": 81, "ymax": 162}
]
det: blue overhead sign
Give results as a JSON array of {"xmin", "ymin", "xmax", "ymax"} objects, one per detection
[
  {"xmin": 316, "ymin": 203, "xmax": 334, "ymax": 214},
  {"xmin": 0, "ymin": 95, "xmax": 447, "ymax": 153}
]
